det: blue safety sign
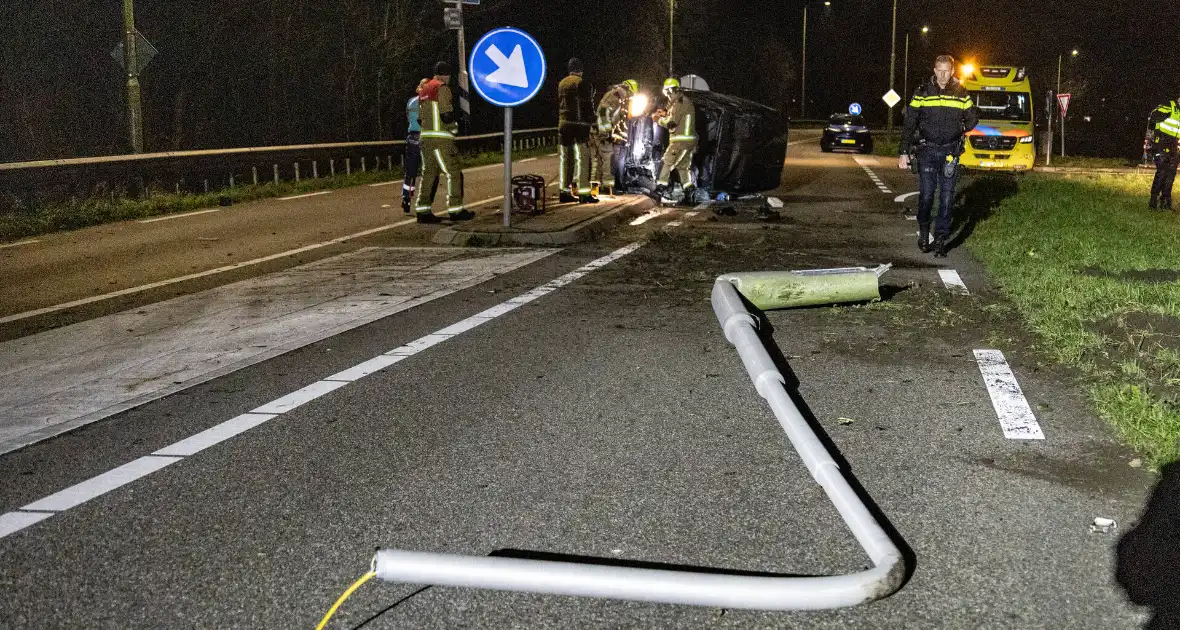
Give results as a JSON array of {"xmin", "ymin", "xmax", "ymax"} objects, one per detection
[
  {"xmin": 469, "ymin": 27, "xmax": 546, "ymax": 108},
  {"xmin": 849, "ymin": 102, "xmax": 863, "ymax": 116}
]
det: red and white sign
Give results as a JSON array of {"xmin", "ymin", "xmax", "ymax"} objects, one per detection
[{"xmin": 1057, "ymin": 93, "xmax": 1072, "ymax": 116}]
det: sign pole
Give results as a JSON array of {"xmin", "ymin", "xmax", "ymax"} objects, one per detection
[
  {"xmin": 1046, "ymin": 90, "xmax": 1053, "ymax": 166},
  {"xmin": 503, "ymin": 107, "xmax": 512, "ymax": 227},
  {"xmin": 454, "ymin": 1, "xmax": 471, "ymax": 122},
  {"xmin": 122, "ymin": 0, "xmax": 144, "ymax": 154}
]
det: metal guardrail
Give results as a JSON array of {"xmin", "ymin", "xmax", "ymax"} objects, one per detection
[
  {"xmin": 0, "ymin": 128, "xmax": 559, "ymax": 208},
  {"xmin": 368, "ymin": 277, "xmax": 907, "ymax": 611}
]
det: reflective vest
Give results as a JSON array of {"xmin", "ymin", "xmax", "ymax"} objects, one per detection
[
  {"xmin": 418, "ymin": 79, "xmax": 457, "ymax": 139},
  {"xmin": 659, "ymin": 94, "xmax": 697, "ymax": 142},
  {"xmin": 1156, "ymin": 102, "xmax": 1180, "ymax": 139}
]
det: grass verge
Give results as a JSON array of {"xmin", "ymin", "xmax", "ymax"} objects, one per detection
[
  {"xmin": 0, "ymin": 144, "xmax": 556, "ymax": 243},
  {"xmin": 967, "ymin": 172, "xmax": 1180, "ymax": 466}
]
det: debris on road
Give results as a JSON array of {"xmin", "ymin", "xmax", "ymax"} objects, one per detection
[
  {"xmin": 718, "ymin": 264, "xmax": 892, "ymax": 310},
  {"xmin": 837, "ymin": 417, "xmax": 856, "ymax": 426},
  {"xmin": 1090, "ymin": 517, "xmax": 1118, "ymax": 534},
  {"xmin": 1129, "ymin": 458, "xmax": 1142, "ymax": 468}
]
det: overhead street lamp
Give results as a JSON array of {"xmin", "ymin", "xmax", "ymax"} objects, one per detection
[
  {"xmin": 668, "ymin": 0, "xmax": 676, "ymax": 76},
  {"xmin": 903, "ymin": 25, "xmax": 931, "ymax": 106},
  {"xmin": 800, "ymin": 0, "xmax": 833, "ymax": 119},
  {"xmin": 1057, "ymin": 48, "xmax": 1079, "ymax": 157}
]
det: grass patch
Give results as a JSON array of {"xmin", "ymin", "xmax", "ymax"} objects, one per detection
[
  {"xmin": 872, "ymin": 134, "xmax": 901, "ymax": 158},
  {"xmin": 0, "ymin": 144, "xmax": 556, "ymax": 243},
  {"xmin": 1047, "ymin": 155, "xmax": 1141, "ymax": 169},
  {"xmin": 968, "ymin": 172, "xmax": 1180, "ymax": 466}
]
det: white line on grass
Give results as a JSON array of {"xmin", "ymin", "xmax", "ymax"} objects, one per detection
[
  {"xmin": 0, "ymin": 242, "xmax": 647, "ymax": 539},
  {"xmin": 974, "ymin": 349, "xmax": 1045, "ymax": 440}
]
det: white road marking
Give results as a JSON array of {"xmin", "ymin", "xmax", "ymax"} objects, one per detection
[
  {"xmin": 630, "ymin": 208, "xmax": 674, "ymax": 226},
  {"xmin": 0, "ymin": 220, "xmax": 417, "ymax": 325},
  {"xmin": 894, "ymin": 191, "xmax": 919, "ymax": 203},
  {"xmin": 368, "ymin": 180, "xmax": 404, "ymax": 187},
  {"xmin": 519, "ymin": 157, "xmax": 537, "ymax": 163},
  {"xmin": 974, "ymin": 349, "xmax": 1045, "ymax": 440},
  {"xmin": 278, "ymin": 191, "xmax": 331, "ymax": 201},
  {"xmin": 666, "ymin": 220, "xmax": 684, "ymax": 228},
  {"xmin": 546, "ymin": 152, "xmax": 559, "ymax": 157},
  {"xmin": 22, "ymin": 455, "xmax": 183, "ymax": 512},
  {"xmin": 0, "ymin": 239, "xmax": 41, "ymax": 250},
  {"xmin": 787, "ymin": 136, "xmax": 822, "ymax": 146},
  {"xmin": 906, "ymin": 215, "xmax": 918, "ymax": 220},
  {"xmin": 138, "ymin": 208, "xmax": 223, "ymax": 223},
  {"xmin": 0, "ymin": 242, "xmax": 646, "ymax": 540},
  {"xmin": 857, "ymin": 161, "xmax": 892, "ymax": 194},
  {"xmin": 939, "ymin": 269, "xmax": 970, "ymax": 294},
  {"xmin": 685, "ymin": 212, "xmax": 700, "ymax": 218}
]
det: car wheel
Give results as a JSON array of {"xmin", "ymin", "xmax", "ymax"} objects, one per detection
[{"xmin": 821, "ymin": 144, "xmax": 833, "ymax": 153}]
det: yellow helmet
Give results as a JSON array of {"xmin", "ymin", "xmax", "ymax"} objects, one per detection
[
  {"xmin": 622, "ymin": 79, "xmax": 639, "ymax": 94},
  {"xmin": 663, "ymin": 77, "xmax": 681, "ymax": 91}
]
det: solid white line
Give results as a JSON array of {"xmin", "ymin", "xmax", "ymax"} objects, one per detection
[
  {"xmin": 630, "ymin": 208, "xmax": 674, "ymax": 226},
  {"xmin": 0, "ymin": 220, "xmax": 417, "ymax": 325},
  {"xmin": 0, "ymin": 239, "xmax": 41, "ymax": 250},
  {"xmin": 546, "ymin": 153, "xmax": 559, "ymax": 157},
  {"xmin": 939, "ymin": 269, "xmax": 970, "ymax": 294},
  {"xmin": 323, "ymin": 355, "xmax": 407, "ymax": 383},
  {"xmin": 251, "ymin": 380, "xmax": 350, "ymax": 414},
  {"xmin": 0, "ymin": 511, "xmax": 54, "ymax": 538},
  {"xmin": 894, "ymin": 191, "xmax": 919, "ymax": 203},
  {"xmin": 787, "ymin": 136, "xmax": 822, "ymax": 146},
  {"xmin": 22, "ymin": 455, "xmax": 183, "ymax": 512},
  {"xmin": 368, "ymin": 179, "xmax": 405, "ymax": 187},
  {"xmin": 906, "ymin": 215, "xmax": 918, "ymax": 220},
  {"xmin": 974, "ymin": 349, "xmax": 1045, "ymax": 440},
  {"xmin": 278, "ymin": 191, "xmax": 331, "ymax": 201},
  {"xmin": 519, "ymin": 157, "xmax": 537, "ymax": 163},
  {"xmin": 138, "ymin": 208, "xmax": 223, "ymax": 223},
  {"xmin": 0, "ymin": 242, "xmax": 646, "ymax": 539}
]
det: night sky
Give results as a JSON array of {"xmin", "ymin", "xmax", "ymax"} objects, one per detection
[{"xmin": 2, "ymin": 0, "xmax": 1177, "ymax": 162}]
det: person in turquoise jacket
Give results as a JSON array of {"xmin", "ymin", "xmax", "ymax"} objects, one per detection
[{"xmin": 402, "ymin": 78, "xmax": 428, "ymax": 214}]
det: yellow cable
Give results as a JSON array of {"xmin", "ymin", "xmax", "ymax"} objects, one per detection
[{"xmin": 315, "ymin": 570, "xmax": 376, "ymax": 630}]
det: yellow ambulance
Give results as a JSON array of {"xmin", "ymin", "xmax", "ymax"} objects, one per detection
[{"xmin": 959, "ymin": 65, "xmax": 1037, "ymax": 171}]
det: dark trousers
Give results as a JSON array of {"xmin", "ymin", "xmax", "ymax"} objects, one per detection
[
  {"xmin": 402, "ymin": 132, "xmax": 421, "ymax": 212},
  {"xmin": 1152, "ymin": 150, "xmax": 1179, "ymax": 203},
  {"xmin": 917, "ymin": 145, "xmax": 959, "ymax": 239}
]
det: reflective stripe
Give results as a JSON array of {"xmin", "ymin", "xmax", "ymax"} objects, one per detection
[
  {"xmin": 574, "ymin": 144, "xmax": 582, "ymax": 186},
  {"xmin": 671, "ymin": 136, "xmax": 698, "ymax": 142},
  {"xmin": 559, "ymin": 145, "xmax": 566, "ymax": 186},
  {"xmin": 447, "ymin": 206, "xmax": 465, "ymax": 212},
  {"xmin": 420, "ymin": 131, "xmax": 455, "ymax": 139},
  {"xmin": 909, "ymin": 96, "xmax": 974, "ymax": 110},
  {"xmin": 435, "ymin": 149, "xmax": 453, "ymax": 203}
]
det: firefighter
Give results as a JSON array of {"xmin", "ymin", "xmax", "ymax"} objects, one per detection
[
  {"xmin": 401, "ymin": 78, "xmax": 429, "ymax": 215},
  {"xmin": 898, "ymin": 54, "xmax": 979, "ymax": 257},
  {"xmin": 592, "ymin": 79, "xmax": 638, "ymax": 195},
  {"xmin": 413, "ymin": 62, "xmax": 473, "ymax": 223},
  {"xmin": 1147, "ymin": 98, "xmax": 1180, "ymax": 210},
  {"xmin": 558, "ymin": 58, "xmax": 596, "ymax": 203},
  {"xmin": 652, "ymin": 78, "xmax": 698, "ymax": 204}
]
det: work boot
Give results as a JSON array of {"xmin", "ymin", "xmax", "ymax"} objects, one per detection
[
  {"xmin": 578, "ymin": 195, "xmax": 599, "ymax": 204},
  {"xmin": 917, "ymin": 224, "xmax": 932, "ymax": 253},
  {"xmin": 448, "ymin": 209, "xmax": 476, "ymax": 221},
  {"xmin": 649, "ymin": 184, "xmax": 668, "ymax": 202},
  {"xmin": 1164, "ymin": 197, "xmax": 1174, "ymax": 211},
  {"xmin": 416, "ymin": 212, "xmax": 442, "ymax": 224},
  {"xmin": 1150, "ymin": 196, "xmax": 1159, "ymax": 210},
  {"xmin": 559, "ymin": 191, "xmax": 578, "ymax": 203},
  {"xmin": 678, "ymin": 186, "xmax": 698, "ymax": 207},
  {"xmin": 932, "ymin": 236, "xmax": 948, "ymax": 258}
]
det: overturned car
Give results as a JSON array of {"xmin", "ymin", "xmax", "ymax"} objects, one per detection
[{"xmin": 616, "ymin": 89, "xmax": 789, "ymax": 199}]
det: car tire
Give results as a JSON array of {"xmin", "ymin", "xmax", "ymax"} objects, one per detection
[{"xmin": 821, "ymin": 144, "xmax": 833, "ymax": 153}]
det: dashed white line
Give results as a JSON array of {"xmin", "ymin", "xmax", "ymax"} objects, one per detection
[
  {"xmin": 630, "ymin": 208, "xmax": 674, "ymax": 226},
  {"xmin": 0, "ymin": 242, "xmax": 647, "ymax": 540},
  {"xmin": 0, "ymin": 219, "xmax": 417, "ymax": 325},
  {"xmin": 938, "ymin": 269, "xmax": 970, "ymax": 294},
  {"xmin": 894, "ymin": 191, "xmax": 919, "ymax": 203},
  {"xmin": 974, "ymin": 349, "xmax": 1045, "ymax": 440},
  {"xmin": 0, "ymin": 239, "xmax": 41, "ymax": 250},
  {"xmin": 138, "ymin": 208, "xmax": 223, "ymax": 223},
  {"xmin": 278, "ymin": 191, "xmax": 332, "ymax": 201}
]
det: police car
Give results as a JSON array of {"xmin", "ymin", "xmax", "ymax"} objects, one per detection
[{"xmin": 821, "ymin": 113, "xmax": 874, "ymax": 154}]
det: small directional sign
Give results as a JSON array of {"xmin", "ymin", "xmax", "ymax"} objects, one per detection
[
  {"xmin": 469, "ymin": 27, "xmax": 546, "ymax": 107},
  {"xmin": 443, "ymin": 7, "xmax": 462, "ymax": 29},
  {"xmin": 882, "ymin": 89, "xmax": 901, "ymax": 109},
  {"xmin": 849, "ymin": 102, "xmax": 862, "ymax": 115},
  {"xmin": 109, "ymin": 30, "xmax": 158, "ymax": 74}
]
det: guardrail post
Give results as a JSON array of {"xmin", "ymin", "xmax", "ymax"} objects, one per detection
[
  {"xmin": 294, "ymin": 162, "xmax": 301, "ymax": 182},
  {"xmin": 312, "ymin": 161, "xmax": 318, "ymax": 179},
  {"xmin": 273, "ymin": 164, "xmax": 279, "ymax": 185},
  {"xmin": 346, "ymin": 158, "xmax": 352, "ymax": 176},
  {"xmin": 229, "ymin": 174, "xmax": 235, "ymax": 188},
  {"xmin": 203, "ymin": 179, "xmax": 209, "ymax": 193},
  {"xmin": 175, "ymin": 183, "xmax": 180, "ymax": 194},
  {"xmin": 330, "ymin": 160, "xmax": 336, "ymax": 177},
  {"xmin": 387, "ymin": 155, "xmax": 393, "ymax": 171},
  {"xmin": 361, "ymin": 156, "xmax": 366, "ymax": 173},
  {"xmin": 252, "ymin": 167, "xmax": 258, "ymax": 185}
]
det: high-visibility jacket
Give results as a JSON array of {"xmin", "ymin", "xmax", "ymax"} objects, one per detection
[
  {"xmin": 658, "ymin": 93, "xmax": 697, "ymax": 142},
  {"xmin": 899, "ymin": 77, "xmax": 979, "ymax": 154},
  {"xmin": 596, "ymin": 87, "xmax": 628, "ymax": 134},
  {"xmin": 558, "ymin": 74, "xmax": 593, "ymax": 128},
  {"xmin": 1151, "ymin": 101, "xmax": 1180, "ymax": 146},
  {"xmin": 418, "ymin": 78, "xmax": 458, "ymax": 139}
]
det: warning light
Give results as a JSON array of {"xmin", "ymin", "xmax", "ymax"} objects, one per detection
[
  {"xmin": 629, "ymin": 93, "xmax": 649, "ymax": 118},
  {"xmin": 960, "ymin": 63, "xmax": 976, "ymax": 78}
]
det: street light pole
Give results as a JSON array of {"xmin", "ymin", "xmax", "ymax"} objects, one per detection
[
  {"xmin": 903, "ymin": 32, "xmax": 909, "ymax": 104},
  {"xmin": 887, "ymin": 0, "xmax": 898, "ymax": 131},
  {"xmin": 669, "ymin": 0, "xmax": 675, "ymax": 76},
  {"xmin": 453, "ymin": 0, "xmax": 471, "ymax": 127},
  {"xmin": 122, "ymin": 0, "xmax": 144, "ymax": 154},
  {"xmin": 801, "ymin": 3, "xmax": 808, "ymax": 119}
]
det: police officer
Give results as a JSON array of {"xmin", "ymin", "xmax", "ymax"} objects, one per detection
[
  {"xmin": 401, "ymin": 78, "xmax": 429, "ymax": 215},
  {"xmin": 1147, "ymin": 97, "xmax": 1180, "ymax": 210},
  {"xmin": 653, "ymin": 78, "xmax": 698, "ymax": 204},
  {"xmin": 592, "ymin": 80, "xmax": 637, "ymax": 195},
  {"xmin": 413, "ymin": 62, "xmax": 474, "ymax": 223},
  {"xmin": 558, "ymin": 58, "xmax": 596, "ymax": 203},
  {"xmin": 898, "ymin": 55, "xmax": 979, "ymax": 257}
]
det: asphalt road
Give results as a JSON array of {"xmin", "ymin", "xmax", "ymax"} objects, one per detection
[{"xmin": 0, "ymin": 136, "xmax": 1161, "ymax": 629}]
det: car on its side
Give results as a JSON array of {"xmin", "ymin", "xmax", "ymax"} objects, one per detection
[{"xmin": 821, "ymin": 114, "xmax": 873, "ymax": 154}]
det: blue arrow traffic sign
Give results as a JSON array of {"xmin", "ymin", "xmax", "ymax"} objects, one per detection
[
  {"xmin": 469, "ymin": 27, "xmax": 546, "ymax": 108},
  {"xmin": 849, "ymin": 102, "xmax": 862, "ymax": 116}
]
